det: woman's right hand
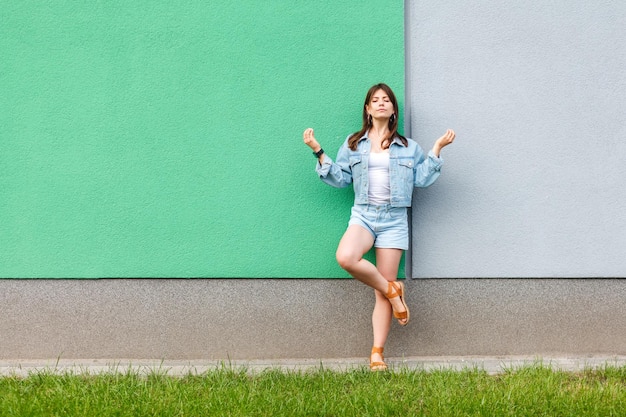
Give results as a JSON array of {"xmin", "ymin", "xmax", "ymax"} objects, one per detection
[{"xmin": 303, "ymin": 128, "xmax": 321, "ymax": 152}]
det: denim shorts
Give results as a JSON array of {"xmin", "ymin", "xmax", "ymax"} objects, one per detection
[{"xmin": 348, "ymin": 204, "xmax": 409, "ymax": 250}]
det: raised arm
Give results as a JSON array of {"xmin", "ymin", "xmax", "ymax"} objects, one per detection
[
  {"xmin": 303, "ymin": 128, "xmax": 325, "ymax": 163},
  {"xmin": 413, "ymin": 129, "xmax": 456, "ymax": 187},
  {"xmin": 431, "ymin": 129, "xmax": 456, "ymax": 157},
  {"xmin": 303, "ymin": 128, "xmax": 353, "ymax": 188}
]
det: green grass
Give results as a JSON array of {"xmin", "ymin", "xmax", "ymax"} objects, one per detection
[{"xmin": 1, "ymin": 364, "xmax": 625, "ymax": 416}]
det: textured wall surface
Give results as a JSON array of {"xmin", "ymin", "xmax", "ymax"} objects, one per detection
[
  {"xmin": 407, "ymin": 0, "xmax": 626, "ymax": 277},
  {"xmin": 2, "ymin": 2, "xmax": 624, "ymax": 363},
  {"xmin": 1, "ymin": 1, "xmax": 403, "ymax": 278},
  {"xmin": 2, "ymin": 279, "xmax": 624, "ymax": 359}
]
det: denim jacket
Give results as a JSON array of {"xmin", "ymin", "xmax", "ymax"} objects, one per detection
[{"xmin": 316, "ymin": 132, "xmax": 443, "ymax": 207}]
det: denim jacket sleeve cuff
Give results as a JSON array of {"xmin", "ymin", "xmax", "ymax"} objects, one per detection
[
  {"xmin": 428, "ymin": 150, "xmax": 444, "ymax": 171},
  {"xmin": 316, "ymin": 156, "xmax": 333, "ymax": 177}
]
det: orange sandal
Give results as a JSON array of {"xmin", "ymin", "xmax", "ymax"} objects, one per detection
[
  {"xmin": 386, "ymin": 281, "xmax": 410, "ymax": 326},
  {"xmin": 370, "ymin": 346, "xmax": 388, "ymax": 371}
]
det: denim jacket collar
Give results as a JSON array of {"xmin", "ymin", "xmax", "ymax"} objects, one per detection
[{"xmin": 361, "ymin": 131, "xmax": 405, "ymax": 147}]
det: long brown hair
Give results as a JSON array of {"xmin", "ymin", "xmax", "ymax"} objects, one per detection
[{"xmin": 347, "ymin": 83, "xmax": 407, "ymax": 151}]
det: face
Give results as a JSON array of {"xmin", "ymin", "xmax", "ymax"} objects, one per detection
[{"xmin": 366, "ymin": 89, "xmax": 395, "ymax": 120}]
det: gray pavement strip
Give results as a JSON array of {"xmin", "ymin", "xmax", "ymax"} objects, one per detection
[{"xmin": 2, "ymin": 356, "xmax": 626, "ymax": 377}]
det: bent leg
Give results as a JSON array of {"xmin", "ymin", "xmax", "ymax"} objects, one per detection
[
  {"xmin": 336, "ymin": 226, "xmax": 408, "ymax": 320},
  {"xmin": 335, "ymin": 225, "xmax": 389, "ymax": 293}
]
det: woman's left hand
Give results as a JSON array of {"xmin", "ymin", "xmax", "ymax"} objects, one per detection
[{"xmin": 432, "ymin": 129, "xmax": 455, "ymax": 157}]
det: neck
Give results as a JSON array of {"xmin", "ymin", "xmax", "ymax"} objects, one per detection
[{"xmin": 370, "ymin": 120, "xmax": 389, "ymax": 139}]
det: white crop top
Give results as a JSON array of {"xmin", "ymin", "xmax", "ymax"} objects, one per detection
[{"xmin": 367, "ymin": 152, "xmax": 391, "ymax": 205}]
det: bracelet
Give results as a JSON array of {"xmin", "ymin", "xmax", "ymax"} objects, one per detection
[{"xmin": 313, "ymin": 148, "xmax": 324, "ymax": 158}]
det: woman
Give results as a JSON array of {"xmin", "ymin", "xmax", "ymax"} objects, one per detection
[{"xmin": 303, "ymin": 83, "xmax": 455, "ymax": 371}]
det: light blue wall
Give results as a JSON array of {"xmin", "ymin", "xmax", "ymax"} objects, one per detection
[{"xmin": 407, "ymin": 0, "xmax": 626, "ymax": 278}]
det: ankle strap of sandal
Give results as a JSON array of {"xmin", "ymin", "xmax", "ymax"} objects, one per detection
[
  {"xmin": 371, "ymin": 346, "xmax": 384, "ymax": 355},
  {"xmin": 385, "ymin": 281, "xmax": 401, "ymax": 299}
]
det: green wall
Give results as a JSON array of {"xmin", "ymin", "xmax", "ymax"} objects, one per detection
[{"xmin": 1, "ymin": 1, "xmax": 404, "ymax": 278}]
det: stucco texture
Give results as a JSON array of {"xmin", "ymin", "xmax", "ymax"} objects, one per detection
[
  {"xmin": 407, "ymin": 0, "xmax": 626, "ymax": 277},
  {"xmin": 1, "ymin": 1, "xmax": 404, "ymax": 278}
]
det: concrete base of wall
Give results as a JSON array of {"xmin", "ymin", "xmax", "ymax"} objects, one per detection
[{"xmin": 1, "ymin": 279, "xmax": 624, "ymax": 360}]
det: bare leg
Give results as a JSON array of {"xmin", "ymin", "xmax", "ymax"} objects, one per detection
[
  {"xmin": 335, "ymin": 225, "xmax": 408, "ymax": 321},
  {"xmin": 336, "ymin": 225, "xmax": 392, "ymax": 293},
  {"xmin": 371, "ymin": 247, "xmax": 403, "ymax": 364}
]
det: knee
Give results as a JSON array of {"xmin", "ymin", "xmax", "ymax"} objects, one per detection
[{"xmin": 335, "ymin": 249, "xmax": 357, "ymax": 271}]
